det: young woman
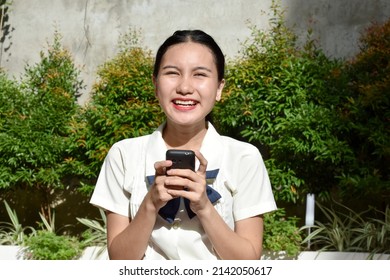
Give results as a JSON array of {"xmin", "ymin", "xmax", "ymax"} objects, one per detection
[{"xmin": 90, "ymin": 30, "xmax": 277, "ymax": 260}]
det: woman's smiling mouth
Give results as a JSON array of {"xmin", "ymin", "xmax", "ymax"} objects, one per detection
[{"xmin": 172, "ymin": 99, "xmax": 198, "ymax": 109}]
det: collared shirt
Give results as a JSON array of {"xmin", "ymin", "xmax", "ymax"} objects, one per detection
[{"xmin": 90, "ymin": 122, "xmax": 277, "ymax": 259}]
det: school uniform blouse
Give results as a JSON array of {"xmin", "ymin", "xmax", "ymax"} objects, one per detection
[{"xmin": 90, "ymin": 122, "xmax": 277, "ymax": 260}]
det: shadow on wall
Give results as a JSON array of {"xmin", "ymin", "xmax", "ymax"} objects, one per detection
[
  {"xmin": 0, "ymin": 0, "xmax": 13, "ymax": 67},
  {"xmin": 284, "ymin": 0, "xmax": 390, "ymax": 59}
]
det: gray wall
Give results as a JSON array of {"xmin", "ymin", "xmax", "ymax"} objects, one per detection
[{"xmin": 1, "ymin": 0, "xmax": 389, "ymax": 104}]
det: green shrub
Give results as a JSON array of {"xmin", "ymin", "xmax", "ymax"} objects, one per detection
[
  {"xmin": 0, "ymin": 72, "xmax": 27, "ymax": 189},
  {"xmin": 338, "ymin": 18, "xmax": 390, "ymax": 201},
  {"xmin": 24, "ymin": 230, "xmax": 82, "ymax": 260},
  {"xmin": 263, "ymin": 209, "xmax": 302, "ymax": 257},
  {"xmin": 0, "ymin": 31, "xmax": 83, "ymax": 219},
  {"xmin": 214, "ymin": 0, "xmax": 352, "ymax": 202},
  {"xmin": 68, "ymin": 29, "xmax": 164, "ymax": 194}
]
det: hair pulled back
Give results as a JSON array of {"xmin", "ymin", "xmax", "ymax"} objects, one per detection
[{"xmin": 153, "ymin": 30, "xmax": 225, "ymax": 82}]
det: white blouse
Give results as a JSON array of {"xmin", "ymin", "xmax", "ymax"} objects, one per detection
[{"xmin": 90, "ymin": 123, "xmax": 277, "ymax": 260}]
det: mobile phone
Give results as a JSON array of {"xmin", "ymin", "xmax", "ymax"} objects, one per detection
[{"xmin": 166, "ymin": 149, "xmax": 195, "ymax": 172}]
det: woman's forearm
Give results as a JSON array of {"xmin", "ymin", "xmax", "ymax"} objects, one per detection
[
  {"xmin": 197, "ymin": 203, "xmax": 263, "ymax": 260},
  {"xmin": 107, "ymin": 198, "xmax": 157, "ymax": 260}
]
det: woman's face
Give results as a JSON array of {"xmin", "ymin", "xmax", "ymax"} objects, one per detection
[{"xmin": 153, "ymin": 42, "xmax": 224, "ymax": 127}]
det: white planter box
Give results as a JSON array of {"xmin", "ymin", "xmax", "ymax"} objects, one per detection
[
  {"xmin": 298, "ymin": 251, "xmax": 390, "ymax": 260},
  {"xmin": 79, "ymin": 246, "xmax": 108, "ymax": 260},
  {"xmin": 261, "ymin": 250, "xmax": 390, "ymax": 260},
  {"xmin": 0, "ymin": 245, "xmax": 108, "ymax": 260},
  {"xmin": 0, "ymin": 245, "xmax": 24, "ymax": 260},
  {"xmin": 1, "ymin": 246, "xmax": 388, "ymax": 260},
  {"xmin": 261, "ymin": 250, "xmax": 297, "ymax": 260}
]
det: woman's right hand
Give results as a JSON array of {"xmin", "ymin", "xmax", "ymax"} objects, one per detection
[{"xmin": 146, "ymin": 160, "xmax": 176, "ymax": 212}]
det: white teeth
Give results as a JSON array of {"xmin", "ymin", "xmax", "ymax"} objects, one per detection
[{"xmin": 173, "ymin": 100, "xmax": 196, "ymax": 106}]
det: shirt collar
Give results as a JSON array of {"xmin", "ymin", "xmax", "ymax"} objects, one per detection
[{"xmin": 145, "ymin": 122, "xmax": 223, "ymax": 176}]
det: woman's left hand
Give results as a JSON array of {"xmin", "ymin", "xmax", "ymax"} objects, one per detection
[{"xmin": 164, "ymin": 150, "xmax": 211, "ymax": 214}]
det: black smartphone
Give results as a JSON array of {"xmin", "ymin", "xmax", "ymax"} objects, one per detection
[{"xmin": 166, "ymin": 149, "xmax": 195, "ymax": 172}]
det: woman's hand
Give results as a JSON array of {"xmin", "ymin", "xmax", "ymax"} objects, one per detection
[
  {"xmin": 147, "ymin": 159, "xmax": 176, "ymax": 212},
  {"xmin": 164, "ymin": 150, "xmax": 211, "ymax": 214}
]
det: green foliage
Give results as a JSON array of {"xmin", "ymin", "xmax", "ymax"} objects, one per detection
[
  {"xmin": 0, "ymin": 201, "xmax": 36, "ymax": 245},
  {"xmin": 0, "ymin": 200, "xmax": 88, "ymax": 260},
  {"xmin": 338, "ymin": 19, "xmax": 390, "ymax": 200},
  {"xmin": 68, "ymin": 29, "xmax": 164, "ymax": 194},
  {"xmin": 77, "ymin": 208, "xmax": 106, "ymax": 247},
  {"xmin": 0, "ymin": 71, "xmax": 27, "ymax": 188},
  {"xmin": 37, "ymin": 210, "xmax": 57, "ymax": 233},
  {"xmin": 263, "ymin": 208, "xmax": 302, "ymax": 257},
  {"xmin": 0, "ymin": 2, "xmax": 388, "ymax": 257},
  {"xmin": 77, "ymin": 208, "xmax": 107, "ymax": 256},
  {"xmin": 0, "ymin": 201, "xmax": 85, "ymax": 260},
  {"xmin": 301, "ymin": 201, "xmax": 390, "ymax": 256},
  {"xmin": 0, "ymin": 31, "xmax": 83, "ymax": 218},
  {"xmin": 214, "ymin": 0, "xmax": 352, "ymax": 202},
  {"xmin": 24, "ymin": 230, "xmax": 82, "ymax": 260}
]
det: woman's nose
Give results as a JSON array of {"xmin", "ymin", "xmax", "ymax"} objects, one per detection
[{"xmin": 176, "ymin": 76, "xmax": 194, "ymax": 95}]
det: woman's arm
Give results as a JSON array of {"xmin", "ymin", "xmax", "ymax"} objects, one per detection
[
  {"xmin": 197, "ymin": 203, "xmax": 264, "ymax": 259},
  {"xmin": 106, "ymin": 160, "xmax": 175, "ymax": 259},
  {"xmin": 106, "ymin": 195, "xmax": 157, "ymax": 259}
]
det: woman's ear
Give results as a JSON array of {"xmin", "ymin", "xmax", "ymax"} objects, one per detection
[{"xmin": 216, "ymin": 79, "xmax": 225, "ymax": 101}]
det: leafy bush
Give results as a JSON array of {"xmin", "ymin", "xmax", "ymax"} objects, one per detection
[
  {"xmin": 338, "ymin": 18, "xmax": 390, "ymax": 201},
  {"xmin": 24, "ymin": 230, "xmax": 82, "ymax": 260},
  {"xmin": 0, "ymin": 31, "xmax": 83, "ymax": 219},
  {"xmin": 214, "ymin": 1, "xmax": 352, "ymax": 202},
  {"xmin": 9, "ymin": 202, "xmax": 85, "ymax": 260},
  {"xmin": 68, "ymin": 29, "xmax": 164, "ymax": 194},
  {"xmin": 0, "ymin": 71, "xmax": 27, "ymax": 189},
  {"xmin": 263, "ymin": 208, "xmax": 302, "ymax": 257}
]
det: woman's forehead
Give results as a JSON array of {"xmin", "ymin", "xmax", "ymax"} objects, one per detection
[{"xmin": 161, "ymin": 42, "xmax": 215, "ymax": 66}]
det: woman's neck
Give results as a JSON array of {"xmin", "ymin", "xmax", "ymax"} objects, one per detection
[{"xmin": 163, "ymin": 121, "xmax": 208, "ymax": 150}]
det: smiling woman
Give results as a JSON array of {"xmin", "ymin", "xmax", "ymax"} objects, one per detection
[
  {"xmin": 89, "ymin": 30, "xmax": 277, "ymax": 260},
  {"xmin": 154, "ymin": 41, "xmax": 224, "ymax": 127}
]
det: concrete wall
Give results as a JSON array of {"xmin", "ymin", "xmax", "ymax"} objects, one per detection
[{"xmin": 1, "ymin": 0, "xmax": 389, "ymax": 104}]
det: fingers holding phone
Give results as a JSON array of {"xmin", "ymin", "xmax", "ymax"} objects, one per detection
[
  {"xmin": 165, "ymin": 149, "xmax": 208, "ymax": 202},
  {"xmin": 148, "ymin": 159, "xmax": 176, "ymax": 211}
]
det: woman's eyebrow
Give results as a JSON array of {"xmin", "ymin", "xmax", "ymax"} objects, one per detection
[
  {"xmin": 194, "ymin": 66, "xmax": 212, "ymax": 73},
  {"xmin": 162, "ymin": 65, "xmax": 212, "ymax": 72},
  {"xmin": 162, "ymin": 65, "xmax": 179, "ymax": 70}
]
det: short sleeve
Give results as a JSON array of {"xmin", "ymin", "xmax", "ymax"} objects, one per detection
[
  {"xmin": 89, "ymin": 143, "xmax": 132, "ymax": 217},
  {"xmin": 230, "ymin": 145, "xmax": 277, "ymax": 221}
]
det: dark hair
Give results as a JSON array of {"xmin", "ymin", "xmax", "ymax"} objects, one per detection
[{"xmin": 153, "ymin": 30, "xmax": 225, "ymax": 81}]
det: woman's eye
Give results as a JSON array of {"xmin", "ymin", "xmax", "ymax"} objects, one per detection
[
  {"xmin": 194, "ymin": 72, "xmax": 207, "ymax": 77},
  {"xmin": 165, "ymin": 71, "xmax": 179, "ymax": 75}
]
